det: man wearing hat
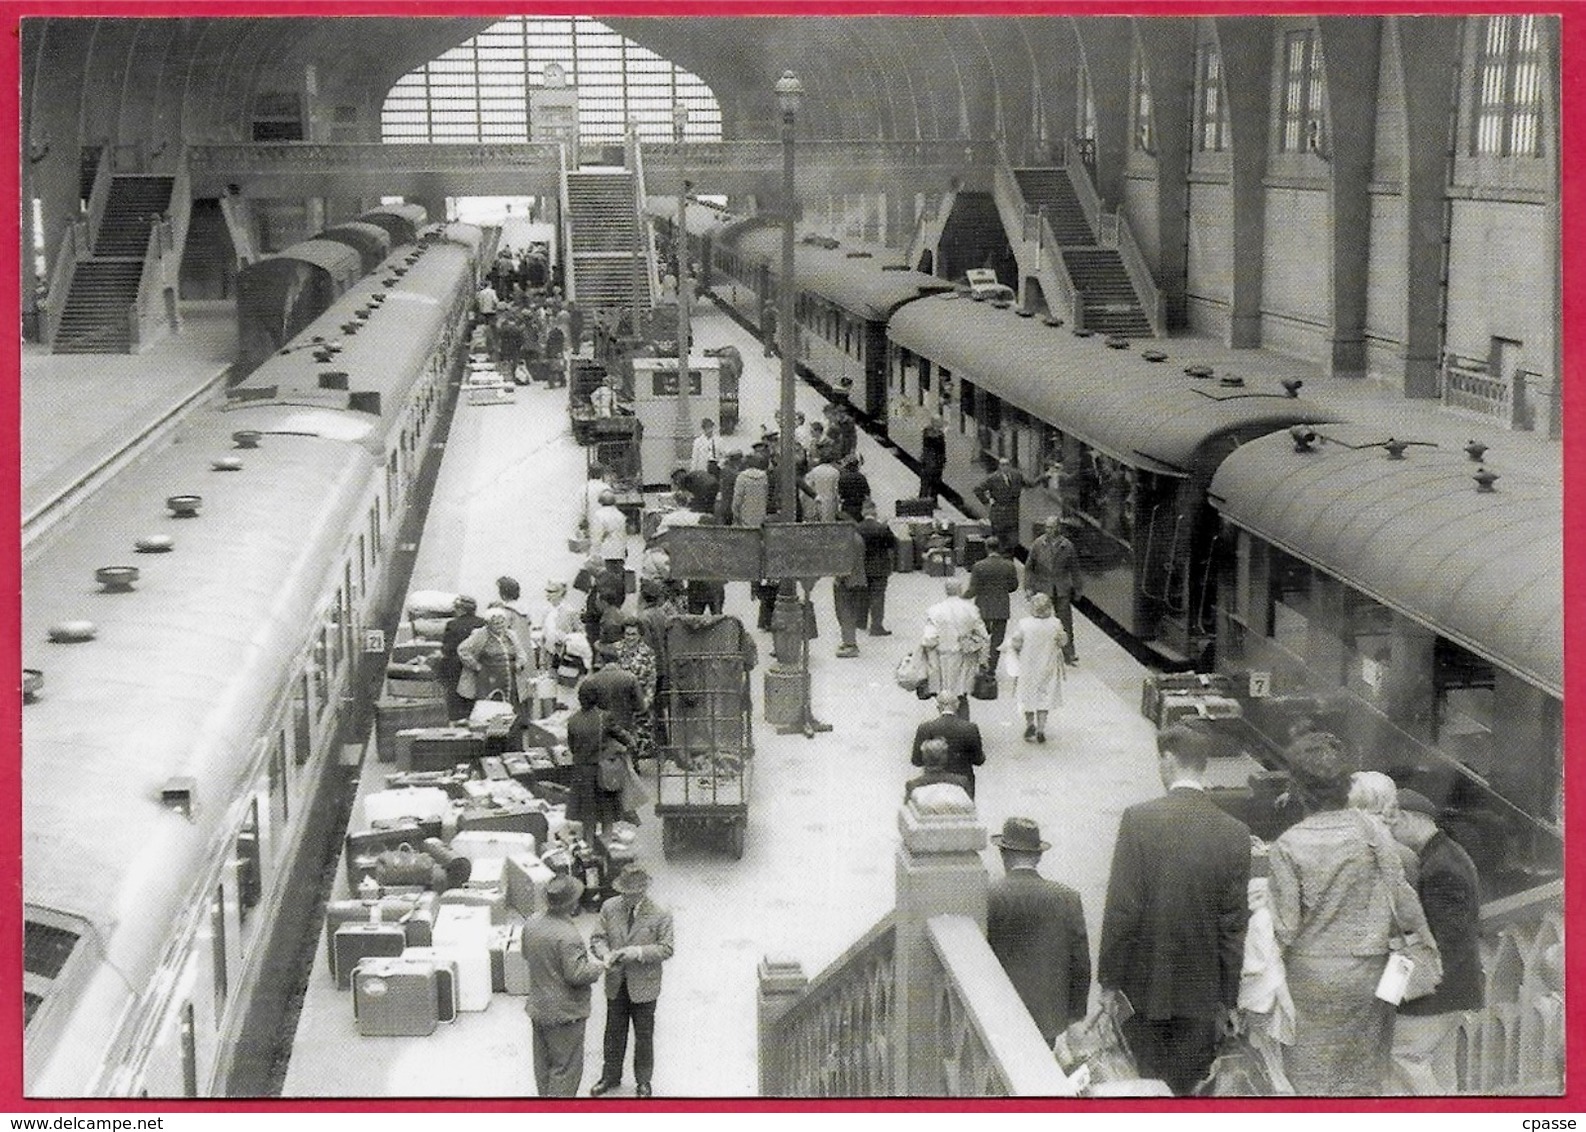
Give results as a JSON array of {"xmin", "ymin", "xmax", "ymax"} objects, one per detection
[
  {"xmin": 521, "ymin": 875, "xmax": 604, "ymax": 1097},
  {"xmin": 1388, "ymin": 789, "xmax": 1484, "ymax": 1094},
  {"xmin": 589, "ymin": 864, "xmax": 675, "ymax": 1098},
  {"xmin": 986, "ymin": 816, "xmax": 1091, "ymax": 1045},
  {"xmin": 1098, "ymin": 724, "xmax": 1251, "ymax": 1095}
]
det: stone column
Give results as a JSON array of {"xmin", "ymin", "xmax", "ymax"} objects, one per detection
[
  {"xmin": 756, "ymin": 956, "xmax": 809, "ymax": 1097},
  {"xmin": 892, "ymin": 794, "xmax": 989, "ymax": 1096}
]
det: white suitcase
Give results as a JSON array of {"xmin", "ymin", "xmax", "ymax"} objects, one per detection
[
  {"xmin": 399, "ymin": 947, "xmax": 460, "ymax": 1022},
  {"xmin": 433, "ymin": 904, "xmax": 494, "ymax": 1011},
  {"xmin": 502, "ymin": 853, "xmax": 556, "ymax": 919},
  {"xmin": 363, "ymin": 786, "xmax": 452, "ymax": 827},
  {"xmin": 451, "ymin": 829, "xmax": 539, "ymax": 862}
]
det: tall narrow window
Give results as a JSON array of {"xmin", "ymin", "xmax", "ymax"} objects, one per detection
[
  {"xmin": 1076, "ymin": 66, "xmax": 1098, "ymax": 143},
  {"xmin": 1473, "ymin": 15, "xmax": 1546, "ymax": 156},
  {"xmin": 31, "ymin": 198, "xmax": 45, "ymax": 281},
  {"xmin": 1131, "ymin": 51, "xmax": 1155, "ymax": 153},
  {"xmin": 1278, "ymin": 29, "xmax": 1326, "ymax": 154},
  {"xmin": 1197, "ymin": 43, "xmax": 1228, "ymax": 152}
]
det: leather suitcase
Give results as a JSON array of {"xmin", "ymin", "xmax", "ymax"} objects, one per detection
[
  {"xmin": 889, "ymin": 522, "xmax": 916, "ymax": 573},
  {"xmin": 376, "ymin": 697, "xmax": 449, "ymax": 764},
  {"xmin": 1159, "ymin": 692, "xmax": 1242, "ymax": 729},
  {"xmin": 490, "ymin": 926, "xmax": 532, "ymax": 995},
  {"xmin": 344, "ymin": 821, "xmax": 442, "ymax": 889},
  {"xmin": 324, "ymin": 894, "xmax": 438, "ymax": 982},
  {"xmin": 502, "ymin": 853, "xmax": 555, "ymax": 919},
  {"xmin": 439, "ymin": 886, "xmax": 507, "ymax": 926},
  {"xmin": 334, "ymin": 922, "xmax": 407, "ymax": 991},
  {"xmin": 363, "ymin": 787, "xmax": 451, "ymax": 827},
  {"xmin": 451, "ymin": 829, "xmax": 541, "ymax": 862},
  {"xmin": 408, "ymin": 728, "xmax": 486, "ymax": 773},
  {"xmin": 466, "ymin": 856, "xmax": 506, "ymax": 891},
  {"xmin": 456, "ymin": 803, "xmax": 550, "ymax": 845},
  {"xmin": 374, "ymin": 844, "xmax": 441, "ymax": 889},
  {"xmin": 353, "ymin": 957, "xmax": 440, "ymax": 1037},
  {"xmin": 399, "ymin": 947, "xmax": 460, "ymax": 1022},
  {"xmin": 894, "ymin": 496, "xmax": 935, "ymax": 518},
  {"xmin": 433, "ymin": 905, "xmax": 494, "ymax": 1011},
  {"xmin": 1141, "ymin": 671, "xmax": 1236, "ymax": 726},
  {"xmin": 953, "ymin": 521, "xmax": 992, "ymax": 566}
]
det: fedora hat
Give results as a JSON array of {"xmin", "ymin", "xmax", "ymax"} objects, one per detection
[
  {"xmin": 612, "ymin": 864, "xmax": 651, "ymax": 896},
  {"xmin": 1396, "ymin": 788, "xmax": 1440, "ymax": 818},
  {"xmin": 990, "ymin": 816, "xmax": 1049, "ymax": 854},
  {"xmin": 545, "ymin": 874, "xmax": 584, "ymax": 913}
]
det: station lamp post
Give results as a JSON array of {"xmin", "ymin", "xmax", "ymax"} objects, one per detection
[{"xmin": 775, "ymin": 69, "xmax": 802, "ymax": 521}]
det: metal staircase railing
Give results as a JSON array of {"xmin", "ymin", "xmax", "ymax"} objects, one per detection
[{"xmin": 992, "ymin": 142, "xmax": 1081, "ymax": 327}]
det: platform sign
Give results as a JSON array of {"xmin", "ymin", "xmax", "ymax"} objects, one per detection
[
  {"xmin": 663, "ymin": 526, "xmax": 763, "ymax": 581},
  {"xmin": 1248, "ymin": 671, "xmax": 1271, "ymax": 698},
  {"xmin": 364, "ymin": 629, "xmax": 386, "ymax": 654},
  {"xmin": 762, "ymin": 522, "xmax": 858, "ymax": 580},
  {"xmin": 648, "ymin": 368, "xmax": 703, "ymax": 397}
]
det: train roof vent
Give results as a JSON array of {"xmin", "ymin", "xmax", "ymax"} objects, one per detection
[
  {"xmin": 844, "ymin": 250, "xmax": 873, "ymax": 258},
  {"xmin": 1474, "ymin": 467, "xmax": 1500, "ymax": 492},
  {"xmin": 227, "ymin": 386, "xmax": 278, "ymax": 403},
  {"xmin": 160, "ymin": 776, "xmax": 197, "ymax": 819},
  {"xmin": 348, "ymin": 391, "xmax": 383, "ymax": 415},
  {"xmin": 881, "ymin": 263, "xmax": 910, "ymax": 271},
  {"xmin": 24, "ymin": 914, "xmax": 84, "ymax": 1031},
  {"xmin": 319, "ymin": 370, "xmax": 350, "ymax": 391}
]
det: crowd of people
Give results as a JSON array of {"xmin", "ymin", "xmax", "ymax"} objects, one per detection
[{"xmin": 473, "ymin": 245, "xmax": 582, "ymax": 386}]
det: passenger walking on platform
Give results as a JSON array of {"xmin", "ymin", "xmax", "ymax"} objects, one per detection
[
  {"xmin": 731, "ymin": 454, "xmax": 770, "ymax": 527},
  {"xmin": 1007, "ymin": 593, "xmax": 1065, "ymax": 744},
  {"xmin": 986, "ymin": 816, "xmax": 1091, "ymax": 1045},
  {"xmin": 589, "ymin": 865, "xmax": 675, "ymax": 1098},
  {"xmin": 591, "ymin": 490, "xmax": 630, "ymax": 573},
  {"xmin": 1267, "ymin": 732, "xmax": 1428, "ymax": 1096},
  {"xmin": 919, "ymin": 416, "xmax": 947, "ymax": 504},
  {"xmin": 910, "ymin": 692, "xmax": 985, "ymax": 797},
  {"xmin": 919, "ymin": 579, "xmax": 990, "ymax": 717},
  {"xmin": 496, "ymin": 310, "xmax": 526, "ymax": 383},
  {"xmin": 1387, "ymin": 789, "xmax": 1484, "ymax": 1095},
  {"xmin": 521, "ymin": 875, "xmax": 603, "ymax": 1097},
  {"xmin": 833, "ymin": 523, "xmax": 867, "ymax": 659},
  {"xmin": 1098, "ymin": 723, "xmax": 1251, "ymax": 1096},
  {"xmin": 855, "ymin": 500, "xmax": 896, "ymax": 635},
  {"xmin": 761, "ymin": 302, "xmax": 778, "ymax": 357},
  {"xmin": 436, "ymin": 595, "xmax": 486, "ymax": 721},
  {"xmin": 825, "ymin": 402, "xmax": 858, "ymax": 461},
  {"xmin": 805, "ymin": 449, "xmax": 841, "ymax": 521},
  {"xmin": 567, "ymin": 682, "xmax": 633, "ymax": 846},
  {"xmin": 691, "ymin": 418, "xmax": 721, "ymax": 473},
  {"xmin": 457, "ymin": 608, "xmax": 532, "ymax": 706},
  {"xmin": 1025, "ymin": 516, "xmax": 1081, "ymax": 665},
  {"xmin": 903, "ymin": 736, "xmax": 971, "ymax": 801},
  {"xmin": 584, "ymin": 649, "xmax": 644, "ymax": 736},
  {"xmin": 965, "ymin": 535, "xmax": 1020, "ymax": 659},
  {"xmin": 836, "ymin": 453, "xmax": 871, "ymax": 520},
  {"xmin": 475, "ymin": 281, "xmax": 500, "ymax": 353},
  {"xmin": 974, "ymin": 457, "xmax": 1028, "ymax": 556},
  {"xmin": 713, "ymin": 451, "xmax": 744, "ymax": 525},
  {"xmin": 584, "ymin": 465, "xmax": 613, "ymax": 539}
]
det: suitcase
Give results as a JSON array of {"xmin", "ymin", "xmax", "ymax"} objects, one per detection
[
  {"xmin": 1140, "ymin": 671, "xmax": 1236, "ymax": 726},
  {"xmin": 894, "ymin": 496, "xmax": 935, "ymax": 518},
  {"xmin": 352, "ymin": 957, "xmax": 440, "ymax": 1036},
  {"xmin": 345, "ymin": 821, "xmax": 443, "ymax": 889},
  {"xmin": 408, "ymin": 728, "xmax": 486, "ymax": 773},
  {"xmin": 433, "ymin": 905, "xmax": 494, "ymax": 1011},
  {"xmin": 324, "ymin": 895, "xmax": 439, "ymax": 982},
  {"xmin": 961, "ymin": 533, "xmax": 988, "ymax": 569},
  {"xmin": 456, "ymin": 803, "xmax": 550, "ymax": 845},
  {"xmin": 924, "ymin": 549, "xmax": 955, "ymax": 577},
  {"xmin": 421, "ymin": 837, "xmax": 472, "ymax": 889},
  {"xmin": 502, "ymin": 853, "xmax": 556, "ymax": 918},
  {"xmin": 334, "ymin": 922, "xmax": 408, "ymax": 990},
  {"xmin": 479, "ymin": 756, "xmax": 509, "ymax": 781},
  {"xmin": 398, "ymin": 947, "xmax": 460, "ymax": 1023},
  {"xmin": 466, "ymin": 856, "xmax": 506, "ymax": 891},
  {"xmin": 363, "ymin": 787, "xmax": 452, "ymax": 827},
  {"xmin": 970, "ymin": 669, "xmax": 999, "ymax": 701},
  {"xmin": 1159, "ymin": 693, "xmax": 1242, "ymax": 729},
  {"xmin": 490, "ymin": 926, "xmax": 533, "ymax": 995},
  {"xmin": 374, "ymin": 843, "xmax": 441, "ymax": 889},
  {"xmin": 375, "ymin": 698, "xmax": 450, "ymax": 764},
  {"xmin": 451, "ymin": 829, "xmax": 541, "ymax": 862},
  {"xmin": 953, "ymin": 521, "xmax": 992, "ymax": 566},
  {"xmin": 439, "ymin": 886, "xmax": 507, "ymax": 926},
  {"xmin": 890, "ymin": 523, "xmax": 916, "ymax": 573}
]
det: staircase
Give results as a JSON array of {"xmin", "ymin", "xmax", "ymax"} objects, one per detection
[
  {"xmin": 1013, "ymin": 169, "xmax": 1092, "ymax": 246},
  {"xmin": 563, "ymin": 168, "xmax": 651, "ymax": 309},
  {"xmin": 1062, "ymin": 248, "xmax": 1154, "ymax": 337},
  {"xmin": 53, "ymin": 175, "xmax": 174, "ymax": 353}
]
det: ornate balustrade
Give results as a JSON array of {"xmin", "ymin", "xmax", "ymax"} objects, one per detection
[
  {"xmin": 1441, "ymin": 351, "xmax": 1516, "ymax": 426},
  {"xmin": 1111, "ymin": 213, "xmax": 1165, "ymax": 336},
  {"xmin": 188, "ymin": 141, "xmax": 566, "ymax": 174},
  {"xmin": 759, "ymin": 796, "xmax": 1075, "ymax": 1097},
  {"xmin": 44, "ymin": 219, "xmax": 87, "ymax": 346}
]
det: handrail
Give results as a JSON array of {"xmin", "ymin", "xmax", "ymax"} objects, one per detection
[
  {"xmin": 761, "ymin": 914, "xmax": 897, "ymax": 1096},
  {"xmin": 169, "ymin": 147, "xmax": 192, "ymax": 263},
  {"xmin": 217, "ymin": 189, "xmax": 255, "ymax": 267},
  {"xmin": 558, "ymin": 143, "xmax": 576, "ymax": 303},
  {"xmin": 1037, "ymin": 215, "xmax": 1083, "ymax": 331},
  {"xmin": 44, "ymin": 221, "xmax": 86, "ymax": 346},
  {"xmin": 926, "ymin": 915, "xmax": 1077, "ymax": 1096},
  {"xmin": 130, "ymin": 219, "xmax": 171, "ymax": 350},
  {"xmin": 1112, "ymin": 211, "xmax": 1166, "ymax": 336},
  {"xmin": 84, "ymin": 145, "xmax": 113, "ymax": 252},
  {"xmin": 630, "ymin": 135, "xmax": 660, "ymax": 305},
  {"xmin": 1062, "ymin": 138, "xmax": 1103, "ymax": 236}
]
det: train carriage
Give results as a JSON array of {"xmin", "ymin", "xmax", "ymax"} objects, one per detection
[
  {"xmin": 234, "ymin": 238, "xmax": 364, "ymax": 377},
  {"xmin": 316, "ymin": 221, "xmax": 394, "ymax": 273},
  {"xmin": 356, "ymin": 203, "xmax": 430, "ymax": 247},
  {"xmin": 887, "ymin": 292, "xmax": 1337, "ymax": 666},
  {"xmin": 1207, "ymin": 425, "xmax": 1562, "ymax": 900},
  {"xmin": 22, "ymin": 220, "xmax": 481, "ymax": 1097}
]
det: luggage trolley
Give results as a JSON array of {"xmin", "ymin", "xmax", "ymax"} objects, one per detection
[{"xmin": 655, "ymin": 614, "xmax": 755, "ymax": 859}]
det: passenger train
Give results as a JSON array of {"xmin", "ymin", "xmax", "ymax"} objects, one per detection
[
  {"xmin": 21, "ymin": 220, "xmax": 482, "ymax": 1096},
  {"xmin": 665, "ymin": 205, "xmax": 1563, "ymax": 904}
]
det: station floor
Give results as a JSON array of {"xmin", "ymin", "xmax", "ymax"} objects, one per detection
[{"xmin": 281, "ymin": 302, "xmax": 1167, "ymax": 1098}]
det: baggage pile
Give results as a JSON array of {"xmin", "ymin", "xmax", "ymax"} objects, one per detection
[{"xmin": 333, "ymin": 767, "xmax": 630, "ymax": 1038}]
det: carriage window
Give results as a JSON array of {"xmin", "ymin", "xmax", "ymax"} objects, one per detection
[
  {"xmin": 210, "ymin": 884, "xmax": 228, "ymax": 1017},
  {"xmin": 1342, "ymin": 590, "xmax": 1395, "ymax": 699},
  {"xmin": 1434, "ymin": 637, "xmax": 1495, "ymax": 774},
  {"xmin": 1270, "ymin": 548, "xmax": 1312, "ymax": 654},
  {"xmin": 268, "ymin": 730, "xmax": 289, "ymax": 828},
  {"xmin": 313, "ymin": 627, "xmax": 331, "ymax": 713},
  {"xmin": 235, "ymin": 801, "xmax": 262, "ymax": 935}
]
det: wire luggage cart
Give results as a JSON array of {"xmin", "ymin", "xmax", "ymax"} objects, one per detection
[{"xmin": 655, "ymin": 614, "xmax": 755, "ymax": 859}]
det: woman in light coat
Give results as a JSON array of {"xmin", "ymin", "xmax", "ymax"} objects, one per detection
[
  {"xmin": 457, "ymin": 607, "xmax": 532, "ymax": 703},
  {"xmin": 919, "ymin": 579, "xmax": 989, "ymax": 708},
  {"xmin": 1007, "ymin": 591, "xmax": 1066, "ymax": 743}
]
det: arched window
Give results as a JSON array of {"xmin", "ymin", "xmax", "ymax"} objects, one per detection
[
  {"xmin": 1278, "ymin": 28, "xmax": 1326, "ymax": 154},
  {"xmin": 1472, "ymin": 15, "xmax": 1546, "ymax": 157},
  {"xmin": 1130, "ymin": 50, "xmax": 1155, "ymax": 155},
  {"xmin": 1076, "ymin": 65, "xmax": 1098, "ymax": 144},
  {"xmin": 1195, "ymin": 40, "xmax": 1228, "ymax": 152}
]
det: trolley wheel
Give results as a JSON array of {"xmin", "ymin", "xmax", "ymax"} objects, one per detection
[
  {"xmin": 726, "ymin": 818, "xmax": 746, "ymax": 860},
  {"xmin": 662, "ymin": 818, "xmax": 682, "ymax": 860}
]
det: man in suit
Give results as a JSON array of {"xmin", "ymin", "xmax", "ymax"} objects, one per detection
[
  {"xmin": 521, "ymin": 875, "xmax": 604, "ymax": 1097},
  {"xmin": 964, "ymin": 535, "xmax": 1021, "ymax": 660},
  {"xmin": 973, "ymin": 457, "xmax": 1028, "ymax": 553},
  {"xmin": 589, "ymin": 865, "xmax": 675, "ymax": 1098},
  {"xmin": 1025, "ymin": 516, "xmax": 1082, "ymax": 664},
  {"xmin": 1098, "ymin": 724, "xmax": 1251, "ymax": 1095},
  {"xmin": 582, "ymin": 652, "xmax": 643, "ymax": 734},
  {"xmin": 1389, "ymin": 788, "xmax": 1484, "ymax": 1094},
  {"xmin": 855, "ymin": 499, "xmax": 896, "ymax": 636},
  {"xmin": 986, "ymin": 816, "xmax": 1092, "ymax": 1045},
  {"xmin": 910, "ymin": 691, "xmax": 985, "ymax": 797}
]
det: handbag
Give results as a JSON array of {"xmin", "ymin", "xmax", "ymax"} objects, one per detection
[
  {"xmin": 895, "ymin": 648, "xmax": 929, "ymax": 691},
  {"xmin": 971, "ymin": 668, "xmax": 999, "ymax": 701},
  {"xmin": 1362, "ymin": 812, "xmax": 1444, "ymax": 1003},
  {"xmin": 598, "ymin": 749, "xmax": 628, "ymax": 792},
  {"xmin": 468, "ymin": 692, "xmax": 518, "ymax": 737},
  {"xmin": 999, "ymin": 646, "xmax": 1020, "ymax": 681},
  {"xmin": 374, "ymin": 842, "xmax": 435, "ymax": 888}
]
